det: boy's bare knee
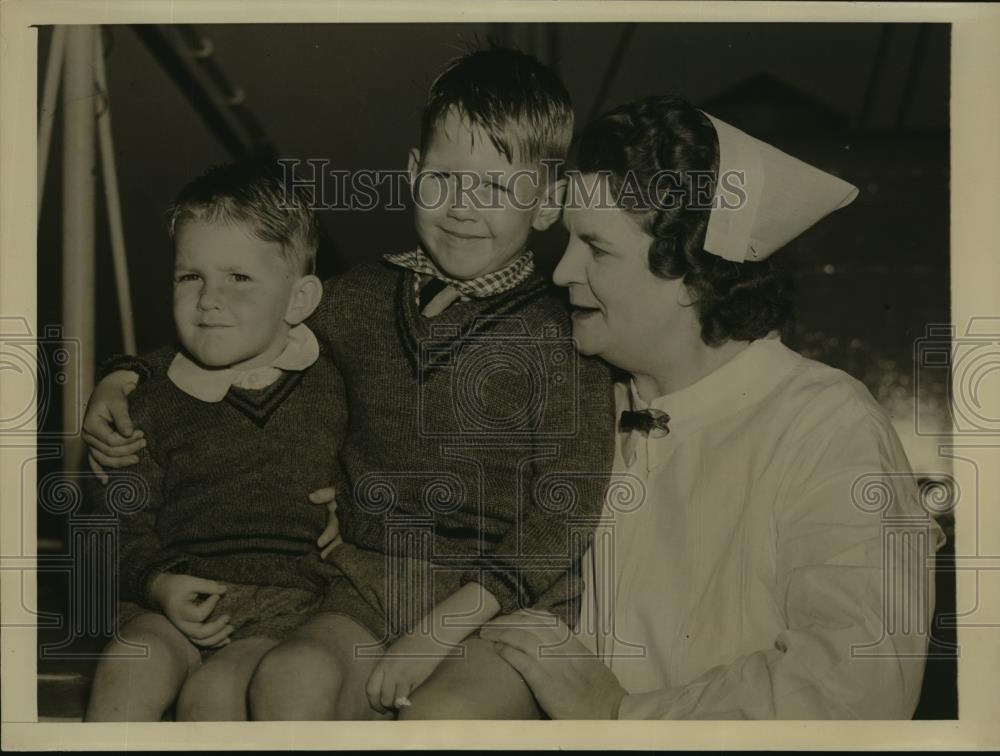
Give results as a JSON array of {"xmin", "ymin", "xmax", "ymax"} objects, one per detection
[
  {"xmin": 174, "ymin": 682, "xmax": 204, "ymax": 722},
  {"xmin": 119, "ymin": 612, "xmax": 175, "ymax": 640},
  {"xmin": 87, "ymin": 615, "xmax": 200, "ymax": 722},
  {"xmin": 175, "ymin": 665, "xmax": 234, "ymax": 721},
  {"xmin": 398, "ymin": 683, "xmax": 478, "ymax": 720},
  {"xmin": 252, "ymin": 639, "xmax": 346, "ymax": 693},
  {"xmin": 175, "ymin": 637, "xmax": 279, "ymax": 721},
  {"xmin": 113, "ymin": 614, "xmax": 199, "ymax": 671},
  {"xmin": 399, "ymin": 638, "xmax": 540, "ymax": 720},
  {"xmin": 248, "ymin": 640, "xmax": 345, "ymax": 719}
]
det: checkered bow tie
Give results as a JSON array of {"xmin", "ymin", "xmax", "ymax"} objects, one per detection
[{"xmin": 618, "ymin": 408, "xmax": 671, "ymax": 437}]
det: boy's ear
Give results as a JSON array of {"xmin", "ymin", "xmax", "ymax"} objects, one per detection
[
  {"xmin": 407, "ymin": 148, "xmax": 421, "ymax": 189},
  {"xmin": 285, "ymin": 274, "xmax": 323, "ymax": 326},
  {"xmin": 531, "ymin": 178, "xmax": 568, "ymax": 232}
]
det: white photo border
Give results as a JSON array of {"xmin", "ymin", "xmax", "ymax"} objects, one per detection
[{"xmin": 3, "ymin": 0, "xmax": 999, "ymax": 750}]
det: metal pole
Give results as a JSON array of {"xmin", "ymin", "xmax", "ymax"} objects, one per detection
[
  {"xmin": 94, "ymin": 31, "xmax": 137, "ymax": 355},
  {"xmin": 62, "ymin": 25, "xmax": 96, "ymax": 464},
  {"xmin": 859, "ymin": 24, "xmax": 893, "ymax": 129},
  {"xmin": 38, "ymin": 26, "xmax": 67, "ymax": 217},
  {"xmin": 895, "ymin": 24, "xmax": 931, "ymax": 130},
  {"xmin": 131, "ymin": 25, "xmax": 258, "ymax": 158}
]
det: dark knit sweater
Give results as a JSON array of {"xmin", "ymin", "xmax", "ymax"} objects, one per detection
[
  {"xmin": 312, "ymin": 261, "xmax": 616, "ymax": 614},
  {"xmin": 100, "ymin": 352, "xmax": 347, "ymax": 606},
  {"xmin": 109, "ymin": 260, "xmax": 616, "ymax": 615}
]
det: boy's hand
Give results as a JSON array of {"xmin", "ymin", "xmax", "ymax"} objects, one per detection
[
  {"xmin": 148, "ymin": 573, "xmax": 234, "ymax": 649},
  {"xmin": 310, "ymin": 487, "xmax": 342, "ymax": 558},
  {"xmin": 365, "ymin": 632, "xmax": 456, "ymax": 713},
  {"xmin": 82, "ymin": 370, "xmax": 145, "ymax": 482}
]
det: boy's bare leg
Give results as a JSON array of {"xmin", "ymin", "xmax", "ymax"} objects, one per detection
[
  {"xmin": 398, "ymin": 637, "xmax": 541, "ymax": 720},
  {"xmin": 248, "ymin": 612, "xmax": 387, "ymax": 721},
  {"xmin": 85, "ymin": 613, "xmax": 201, "ymax": 722},
  {"xmin": 175, "ymin": 636, "xmax": 280, "ymax": 721}
]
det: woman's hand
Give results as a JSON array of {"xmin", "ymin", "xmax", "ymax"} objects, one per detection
[
  {"xmin": 148, "ymin": 573, "xmax": 234, "ymax": 649},
  {"xmin": 309, "ymin": 487, "xmax": 342, "ymax": 558},
  {"xmin": 481, "ymin": 611, "xmax": 628, "ymax": 720},
  {"xmin": 82, "ymin": 370, "xmax": 145, "ymax": 482}
]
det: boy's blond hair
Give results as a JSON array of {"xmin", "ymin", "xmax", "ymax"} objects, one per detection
[{"xmin": 168, "ymin": 159, "xmax": 320, "ymax": 276}]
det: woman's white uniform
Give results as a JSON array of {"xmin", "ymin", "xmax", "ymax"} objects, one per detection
[{"xmin": 576, "ymin": 335, "xmax": 945, "ymax": 719}]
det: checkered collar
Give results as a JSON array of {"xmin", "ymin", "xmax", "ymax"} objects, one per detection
[{"xmin": 383, "ymin": 248, "xmax": 536, "ymax": 300}]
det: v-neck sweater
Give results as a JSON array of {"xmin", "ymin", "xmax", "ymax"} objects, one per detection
[
  {"xmin": 311, "ymin": 260, "xmax": 617, "ymax": 613},
  {"xmin": 102, "ymin": 351, "xmax": 348, "ymax": 604}
]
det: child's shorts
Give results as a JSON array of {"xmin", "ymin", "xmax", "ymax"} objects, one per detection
[
  {"xmin": 317, "ymin": 542, "xmax": 583, "ymax": 647},
  {"xmin": 116, "ymin": 582, "xmax": 331, "ymax": 656}
]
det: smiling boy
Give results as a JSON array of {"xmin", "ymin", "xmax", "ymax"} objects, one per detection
[
  {"xmin": 307, "ymin": 47, "xmax": 615, "ymax": 719},
  {"xmin": 84, "ymin": 47, "xmax": 616, "ymax": 720},
  {"xmin": 85, "ymin": 161, "xmax": 350, "ymax": 722}
]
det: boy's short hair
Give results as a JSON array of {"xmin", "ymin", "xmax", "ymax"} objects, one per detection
[
  {"xmin": 168, "ymin": 159, "xmax": 320, "ymax": 275},
  {"xmin": 420, "ymin": 44, "xmax": 574, "ymax": 175}
]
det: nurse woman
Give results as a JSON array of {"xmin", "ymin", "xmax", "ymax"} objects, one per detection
[{"xmin": 482, "ymin": 95, "xmax": 944, "ymax": 720}]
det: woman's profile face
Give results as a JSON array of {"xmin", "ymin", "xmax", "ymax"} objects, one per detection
[{"xmin": 553, "ymin": 172, "xmax": 687, "ymax": 374}]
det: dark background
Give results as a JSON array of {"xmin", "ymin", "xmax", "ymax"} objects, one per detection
[{"xmin": 35, "ymin": 22, "xmax": 955, "ymax": 719}]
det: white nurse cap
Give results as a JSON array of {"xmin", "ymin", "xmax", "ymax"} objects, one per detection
[{"xmin": 701, "ymin": 111, "xmax": 859, "ymax": 263}]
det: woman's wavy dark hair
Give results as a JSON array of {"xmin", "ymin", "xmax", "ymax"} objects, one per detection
[{"xmin": 574, "ymin": 96, "xmax": 793, "ymax": 346}]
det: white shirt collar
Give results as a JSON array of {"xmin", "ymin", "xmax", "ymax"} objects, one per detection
[
  {"xmin": 167, "ymin": 323, "xmax": 320, "ymax": 403},
  {"xmin": 620, "ymin": 334, "xmax": 799, "ymax": 470}
]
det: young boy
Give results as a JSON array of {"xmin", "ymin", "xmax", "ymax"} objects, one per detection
[
  {"xmin": 84, "ymin": 161, "xmax": 359, "ymax": 721},
  {"xmin": 85, "ymin": 47, "xmax": 616, "ymax": 720}
]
